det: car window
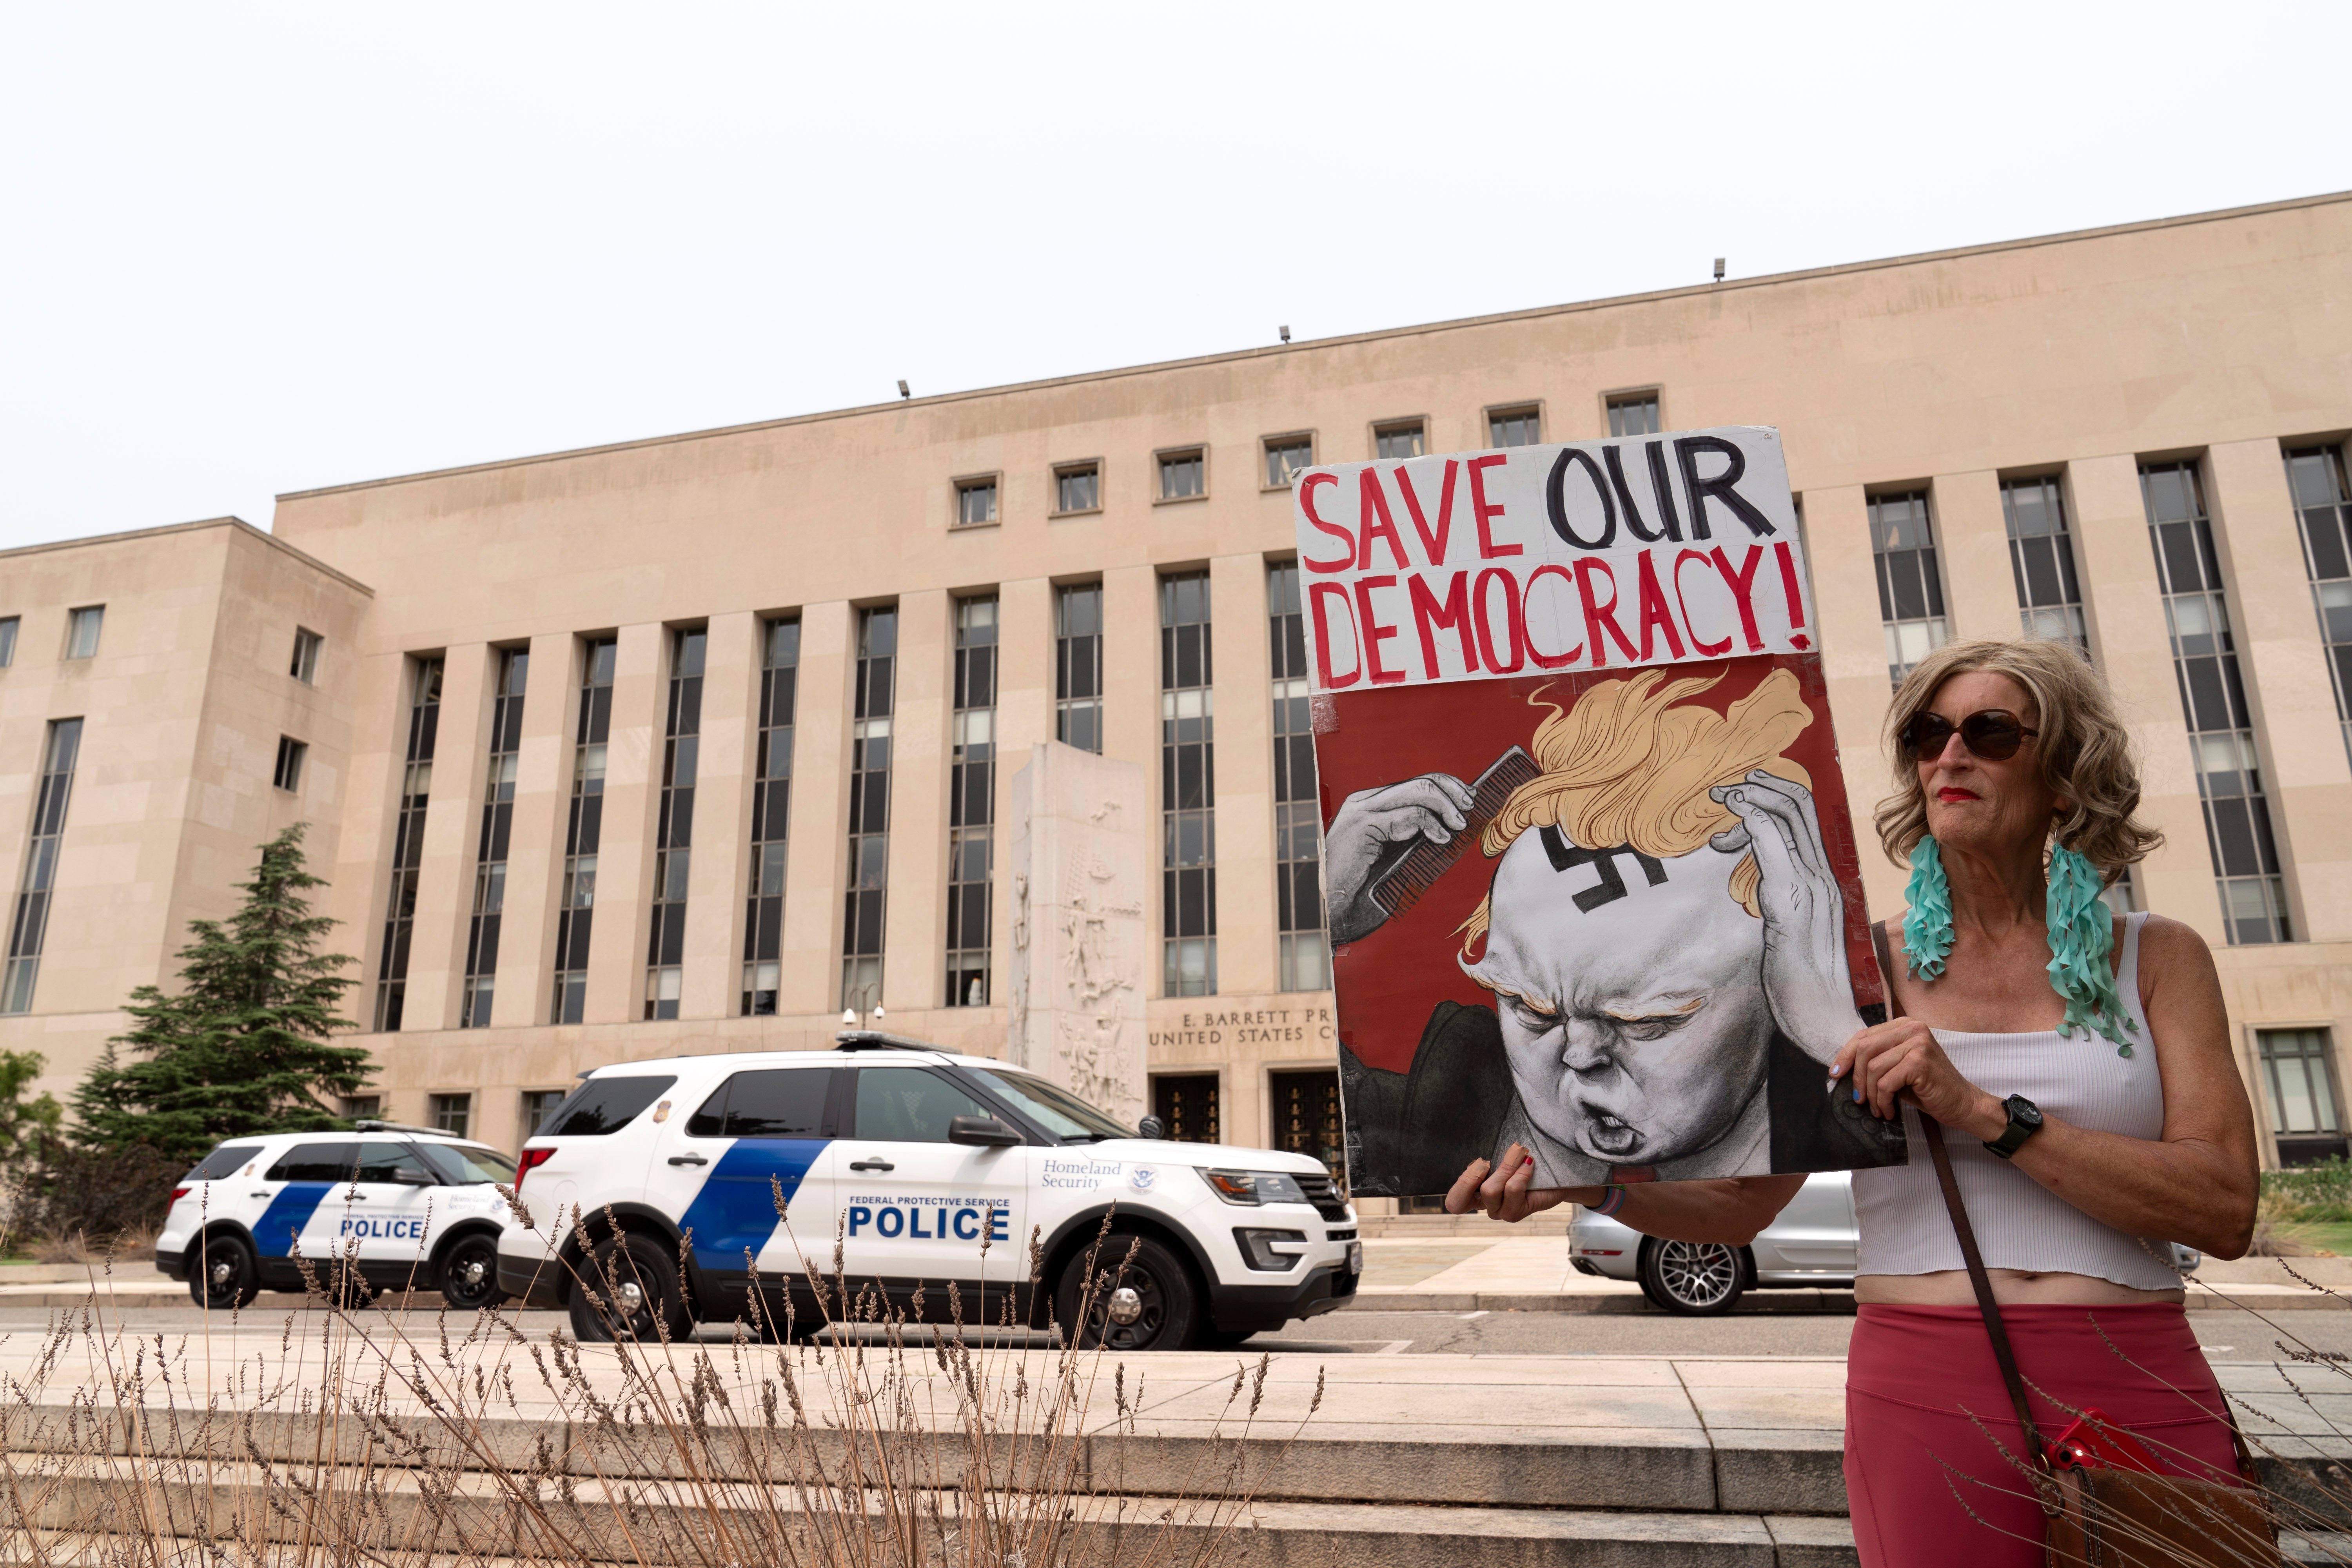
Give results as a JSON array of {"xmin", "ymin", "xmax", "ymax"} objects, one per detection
[
  {"xmin": 352, "ymin": 1145, "xmax": 437, "ymax": 1184},
  {"xmin": 966, "ymin": 1067, "xmax": 1130, "ymax": 1140},
  {"xmin": 852, "ymin": 1067, "xmax": 991, "ymax": 1143},
  {"xmin": 416, "ymin": 1143, "xmax": 517, "ymax": 1184},
  {"xmin": 686, "ymin": 1069, "xmax": 832, "ymax": 1139},
  {"xmin": 537, "ymin": 1074, "xmax": 679, "ymax": 1137},
  {"xmin": 265, "ymin": 1141, "xmax": 361, "ymax": 1182},
  {"xmin": 185, "ymin": 1143, "xmax": 267, "ymax": 1181}
]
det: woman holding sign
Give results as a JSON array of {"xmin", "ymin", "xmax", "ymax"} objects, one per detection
[{"xmin": 1448, "ymin": 638, "xmax": 2261, "ymax": 1567}]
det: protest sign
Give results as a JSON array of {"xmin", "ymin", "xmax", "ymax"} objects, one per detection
[{"xmin": 1294, "ymin": 426, "xmax": 1902, "ymax": 1196}]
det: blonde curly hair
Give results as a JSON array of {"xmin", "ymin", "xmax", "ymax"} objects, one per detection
[
  {"xmin": 1873, "ymin": 638, "xmax": 2161, "ymax": 882},
  {"xmin": 1456, "ymin": 667, "xmax": 1815, "ymax": 958}
]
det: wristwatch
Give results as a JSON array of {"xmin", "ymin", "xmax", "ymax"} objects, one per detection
[{"xmin": 1983, "ymin": 1094, "xmax": 2045, "ymax": 1160}]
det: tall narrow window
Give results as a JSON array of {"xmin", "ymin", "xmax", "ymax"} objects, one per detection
[
  {"xmin": 290, "ymin": 628, "xmax": 323, "ymax": 684},
  {"xmin": 1606, "ymin": 394, "xmax": 1660, "ymax": 437},
  {"xmin": 64, "ymin": 606, "xmax": 103, "ymax": 661},
  {"xmin": 3, "ymin": 719, "xmax": 83, "ymax": 1015},
  {"xmin": 1268, "ymin": 563, "xmax": 1326, "ymax": 991},
  {"xmin": 742, "ymin": 618, "xmax": 799, "ymax": 1016},
  {"xmin": 946, "ymin": 596, "xmax": 997, "ymax": 1007},
  {"xmin": 1055, "ymin": 584, "xmax": 1103, "ymax": 753},
  {"xmin": 1161, "ymin": 571, "xmax": 1216, "ymax": 996},
  {"xmin": 0, "ymin": 617, "xmax": 18, "ymax": 667},
  {"xmin": 1871, "ymin": 490, "xmax": 1948, "ymax": 686},
  {"xmin": 842, "ymin": 607, "xmax": 897, "ymax": 1011},
  {"xmin": 374, "ymin": 658, "xmax": 442, "ymax": 1032},
  {"xmin": 553, "ymin": 639, "xmax": 615, "ymax": 1024},
  {"xmin": 1374, "ymin": 423, "xmax": 1425, "ymax": 461},
  {"xmin": 646, "ymin": 629, "xmax": 705, "ymax": 1020},
  {"xmin": 2286, "ymin": 445, "xmax": 2352, "ymax": 768},
  {"xmin": 272, "ymin": 736, "xmax": 308, "ymax": 793},
  {"xmin": 2001, "ymin": 476, "xmax": 2088, "ymax": 651},
  {"xmin": 1487, "ymin": 407, "xmax": 1541, "ymax": 448},
  {"xmin": 462, "ymin": 648, "xmax": 528, "ymax": 1028},
  {"xmin": 2142, "ymin": 459, "xmax": 2290, "ymax": 945},
  {"xmin": 2259, "ymin": 1028, "xmax": 2346, "ymax": 1167}
]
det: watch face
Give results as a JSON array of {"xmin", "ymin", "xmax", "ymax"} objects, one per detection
[{"xmin": 2010, "ymin": 1096, "xmax": 2043, "ymax": 1129}]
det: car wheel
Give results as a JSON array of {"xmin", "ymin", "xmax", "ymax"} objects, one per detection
[
  {"xmin": 190, "ymin": 1234, "xmax": 260, "ymax": 1310},
  {"xmin": 1636, "ymin": 1237, "xmax": 1747, "ymax": 1316},
  {"xmin": 1057, "ymin": 1234, "xmax": 1200, "ymax": 1352},
  {"xmin": 439, "ymin": 1234, "xmax": 506, "ymax": 1312},
  {"xmin": 570, "ymin": 1232, "xmax": 693, "ymax": 1343}
]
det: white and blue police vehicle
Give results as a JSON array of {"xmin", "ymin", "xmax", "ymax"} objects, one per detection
[
  {"xmin": 154, "ymin": 1123, "xmax": 519, "ymax": 1311},
  {"xmin": 497, "ymin": 1033, "xmax": 1361, "ymax": 1349}
]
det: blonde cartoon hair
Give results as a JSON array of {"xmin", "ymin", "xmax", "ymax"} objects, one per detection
[{"xmin": 1457, "ymin": 667, "xmax": 1815, "ymax": 960}]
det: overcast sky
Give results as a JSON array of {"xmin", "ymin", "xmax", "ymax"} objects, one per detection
[{"xmin": 3, "ymin": 3, "xmax": 2346, "ymax": 553}]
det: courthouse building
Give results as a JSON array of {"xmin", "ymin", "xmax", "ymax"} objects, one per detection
[{"xmin": 4, "ymin": 190, "xmax": 2352, "ymax": 1184}]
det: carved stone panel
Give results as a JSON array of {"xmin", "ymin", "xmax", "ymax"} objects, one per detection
[{"xmin": 1006, "ymin": 741, "xmax": 1149, "ymax": 1126}]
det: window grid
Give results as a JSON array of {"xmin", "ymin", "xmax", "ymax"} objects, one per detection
[
  {"xmin": 646, "ymin": 630, "xmax": 705, "ymax": 1019},
  {"xmin": 2258, "ymin": 1028, "xmax": 2341, "ymax": 1137},
  {"xmin": 272, "ymin": 736, "xmax": 307, "ymax": 793},
  {"xmin": 1374, "ymin": 423, "xmax": 1425, "ymax": 461},
  {"xmin": 1606, "ymin": 395, "xmax": 1661, "ymax": 437},
  {"xmin": 946, "ymin": 596, "xmax": 997, "ymax": 1007},
  {"xmin": 1055, "ymin": 584, "xmax": 1103, "ymax": 753},
  {"xmin": 1268, "ymin": 564, "xmax": 1327, "ymax": 992},
  {"xmin": 521, "ymin": 1089, "xmax": 567, "ymax": 1138},
  {"xmin": 429, "ymin": 1093, "xmax": 472, "ymax": 1138},
  {"xmin": 462, "ymin": 648, "xmax": 528, "ymax": 1028},
  {"xmin": 373, "ymin": 659, "xmax": 442, "ymax": 1032},
  {"xmin": 1158, "ymin": 451, "xmax": 1205, "ymax": 501},
  {"xmin": 290, "ymin": 628, "xmax": 323, "ymax": 684},
  {"xmin": 0, "ymin": 617, "xmax": 17, "ymax": 668},
  {"xmin": 1488, "ymin": 408, "xmax": 1541, "ymax": 448},
  {"xmin": 1264, "ymin": 437, "xmax": 1313, "ymax": 489},
  {"xmin": 1161, "ymin": 571, "xmax": 1216, "ymax": 996},
  {"xmin": 2286, "ymin": 445, "xmax": 2352, "ymax": 769},
  {"xmin": 553, "ymin": 639, "xmax": 616, "ymax": 1024},
  {"xmin": 956, "ymin": 480, "xmax": 998, "ymax": 528},
  {"xmin": 742, "ymin": 619, "xmax": 800, "ymax": 1016},
  {"xmin": 1055, "ymin": 465, "xmax": 1100, "ymax": 514},
  {"xmin": 1871, "ymin": 491, "xmax": 1949, "ymax": 686},
  {"xmin": 842, "ymin": 607, "xmax": 897, "ymax": 1010},
  {"xmin": 2, "ymin": 719, "xmax": 83, "ymax": 1015},
  {"xmin": 2142, "ymin": 459, "xmax": 2291, "ymax": 945},
  {"xmin": 2000, "ymin": 476, "xmax": 2089, "ymax": 652}
]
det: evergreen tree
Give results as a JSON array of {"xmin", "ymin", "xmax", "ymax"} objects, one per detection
[
  {"xmin": 75, "ymin": 823, "xmax": 373, "ymax": 1165},
  {"xmin": 0, "ymin": 1051, "xmax": 62, "ymax": 1168}
]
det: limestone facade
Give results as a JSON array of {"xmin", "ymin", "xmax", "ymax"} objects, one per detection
[{"xmin": 2, "ymin": 191, "xmax": 2350, "ymax": 1177}]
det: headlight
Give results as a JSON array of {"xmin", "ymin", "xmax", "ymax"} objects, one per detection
[{"xmin": 1198, "ymin": 1168, "xmax": 1309, "ymax": 1206}]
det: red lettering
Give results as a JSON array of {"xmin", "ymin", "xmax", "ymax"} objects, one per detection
[
  {"xmin": 1408, "ymin": 571, "xmax": 1478, "ymax": 679},
  {"xmin": 1308, "ymin": 582, "xmax": 1361, "ymax": 687},
  {"xmin": 1466, "ymin": 454, "xmax": 1521, "ymax": 558},
  {"xmin": 1774, "ymin": 541, "xmax": 1808, "ymax": 630},
  {"xmin": 1524, "ymin": 563, "xmax": 1584, "ymax": 668},
  {"xmin": 1673, "ymin": 549, "xmax": 1733, "ymax": 657},
  {"xmin": 1473, "ymin": 568, "xmax": 1525, "ymax": 673},
  {"xmin": 1709, "ymin": 545, "xmax": 1767, "ymax": 652},
  {"xmin": 1634, "ymin": 551, "xmax": 1688, "ymax": 662},
  {"xmin": 1575, "ymin": 559, "xmax": 1639, "ymax": 668},
  {"xmin": 1394, "ymin": 459, "xmax": 1458, "ymax": 566},
  {"xmin": 1354, "ymin": 576, "xmax": 1406, "ymax": 686},
  {"xmin": 1298, "ymin": 473, "xmax": 1353, "ymax": 572},
  {"xmin": 1356, "ymin": 470, "xmax": 1409, "ymax": 570}
]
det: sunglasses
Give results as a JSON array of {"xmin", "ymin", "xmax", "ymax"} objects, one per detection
[{"xmin": 1899, "ymin": 708, "xmax": 2040, "ymax": 763}]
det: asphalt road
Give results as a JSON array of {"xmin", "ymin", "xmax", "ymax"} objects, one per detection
[{"xmin": 9, "ymin": 1301, "xmax": 2350, "ymax": 1363}]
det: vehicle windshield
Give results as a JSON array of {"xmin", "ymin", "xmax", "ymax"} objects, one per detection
[
  {"xmin": 967, "ymin": 1068, "xmax": 1131, "ymax": 1142},
  {"xmin": 415, "ymin": 1142, "xmax": 518, "ymax": 1185}
]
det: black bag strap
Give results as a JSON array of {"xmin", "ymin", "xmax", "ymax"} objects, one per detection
[{"xmin": 1871, "ymin": 920, "xmax": 2053, "ymax": 1479}]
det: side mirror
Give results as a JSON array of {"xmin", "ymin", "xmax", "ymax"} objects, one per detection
[
  {"xmin": 392, "ymin": 1167, "xmax": 437, "ymax": 1186},
  {"xmin": 947, "ymin": 1116, "xmax": 1022, "ymax": 1148},
  {"xmin": 1137, "ymin": 1116, "xmax": 1165, "ymax": 1141}
]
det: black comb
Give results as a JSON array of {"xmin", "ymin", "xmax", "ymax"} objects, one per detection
[{"xmin": 1372, "ymin": 745, "xmax": 1541, "ymax": 919}]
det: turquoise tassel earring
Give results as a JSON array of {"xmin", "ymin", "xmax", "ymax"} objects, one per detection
[
  {"xmin": 2048, "ymin": 843, "xmax": 2138, "ymax": 1055},
  {"xmin": 1900, "ymin": 838, "xmax": 1953, "ymax": 980}
]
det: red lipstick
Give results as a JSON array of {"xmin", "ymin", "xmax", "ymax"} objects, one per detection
[{"xmin": 1937, "ymin": 787, "xmax": 1979, "ymax": 803}]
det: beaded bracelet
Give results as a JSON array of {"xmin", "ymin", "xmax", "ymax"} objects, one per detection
[{"xmin": 1593, "ymin": 1184, "xmax": 1628, "ymax": 1217}]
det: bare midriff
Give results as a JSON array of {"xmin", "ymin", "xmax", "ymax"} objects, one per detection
[{"xmin": 1856, "ymin": 1270, "xmax": 2184, "ymax": 1307}]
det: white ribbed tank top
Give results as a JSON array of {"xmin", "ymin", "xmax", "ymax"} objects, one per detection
[{"xmin": 1852, "ymin": 912, "xmax": 2181, "ymax": 1292}]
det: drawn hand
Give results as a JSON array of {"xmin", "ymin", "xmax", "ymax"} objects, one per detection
[
  {"xmin": 1709, "ymin": 769, "xmax": 1861, "ymax": 1063},
  {"xmin": 1324, "ymin": 773, "xmax": 1475, "ymax": 945}
]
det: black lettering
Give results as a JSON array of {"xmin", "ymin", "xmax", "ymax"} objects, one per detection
[
  {"xmin": 1539, "ymin": 826, "xmax": 1670, "ymax": 913},
  {"xmin": 1546, "ymin": 448, "xmax": 1615, "ymax": 549},
  {"xmin": 1605, "ymin": 445, "xmax": 1670, "ymax": 543},
  {"xmin": 1675, "ymin": 436, "xmax": 1776, "ymax": 540},
  {"xmin": 1644, "ymin": 440, "xmax": 1686, "ymax": 541}
]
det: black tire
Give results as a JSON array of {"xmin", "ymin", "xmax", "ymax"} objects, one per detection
[
  {"xmin": 569, "ymin": 1232, "xmax": 693, "ymax": 1343},
  {"xmin": 439, "ymin": 1234, "xmax": 506, "ymax": 1312},
  {"xmin": 1636, "ymin": 1237, "xmax": 1746, "ymax": 1316},
  {"xmin": 1056, "ymin": 1234, "xmax": 1200, "ymax": 1352},
  {"xmin": 189, "ymin": 1233, "xmax": 260, "ymax": 1310}
]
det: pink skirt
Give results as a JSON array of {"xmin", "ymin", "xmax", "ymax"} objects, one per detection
[{"xmin": 1844, "ymin": 1303, "xmax": 2243, "ymax": 1568}]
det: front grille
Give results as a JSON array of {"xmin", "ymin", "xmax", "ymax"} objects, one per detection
[
  {"xmin": 1296, "ymin": 1174, "xmax": 1350, "ymax": 1222},
  {"xmin": 1325, "ymin": 1228, "xmax": 1357, "ymax": 1242}
]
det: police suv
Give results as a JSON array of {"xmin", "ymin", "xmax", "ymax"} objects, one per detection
[
  {"xmin": 496, "ymin": 1033, "xmax": 1361, "ymax": 1349},
  {"xmin": 155, "ymin": 1124, "xmax": 519, "ymax": 1311}
]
